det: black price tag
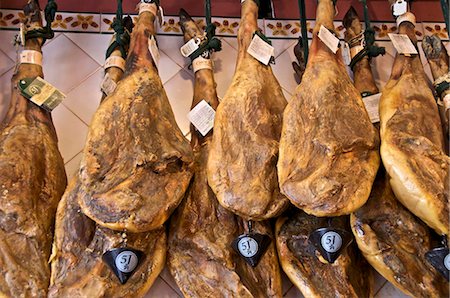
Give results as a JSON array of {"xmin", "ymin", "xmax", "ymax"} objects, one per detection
[
  {"xmin": 309, "ymin": 227, "xmax": 353, "ymax": 263},
  {"xmin": 425, "ymin": 247, "xmax": 450, "ymax": 281},
  {"xmin": 232, "ymin": 233, "xmax": 271, "ymax": 267},
  {"xmin": 102, "ymin": 248, "xmax": 144, "ymax": 284}
]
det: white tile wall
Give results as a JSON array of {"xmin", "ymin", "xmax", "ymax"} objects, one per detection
[{"xmin": 0, "ymin": 29, "xmax": 440, "ymax": 297}]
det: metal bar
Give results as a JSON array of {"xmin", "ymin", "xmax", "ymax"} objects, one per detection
[
  {"xmin": 205, "ymin": 0, "xmax": 212, "ymax": 26},
  {"xmin": 298, "ymin": 0, "xmax": 309, "ymax": 62},
  {"xmin": 440, "ymin": 0, "xmax": 449, "ymax": 34}
]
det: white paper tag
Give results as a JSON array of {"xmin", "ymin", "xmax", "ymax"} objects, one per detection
[
  {"xmin": 393, "ymin": 0, "xmax": 408, "ymax": 17},
  {"xmin": 443, "ymin": 94, "xmax": 450, "ymax": 112},
  {"xmin": 192, "ymin": 56, "xmax": 213, "ymax": 72},
  {"xmin": 139, "ymin": 2, "xmax": 157, "ymax": 16},
  {"xmin": 318, "ymin": 25, "xmax": 340, "ymax": 54},
  {"xmin": 101, "ymin": 73, "xmax": 117, "ymax": 96},
  {"xmin": 180, "ymin": 38, "xmax": 201, "ymax": 57},
  {"xmin": 388, "ymin": 33, "xmax": 418, "ymax": 55},
  {"xmin": 19, "ymin": 50, "xmax": 43, "ymax": 66},
  {"xmin": 188, "ymin": 99, "xmax": 215, "ymax": 136},
  {"xmin": 19, "ymin": 23, "xmax": 26, "ymax": 47},
  {"xmin": 247, "ymin": 34, "xmax": 274, "ymax": 65},
  {"xmin": 104, "ymin": 56, "xmax": 126, "ymax": 71},
  {"xmin": 362, "ymin": 93, "xmax": 381, "ymax": 123},
  {"xmin": 342, "ymin": 42, "xmax": 351, "ymax": 65},
  {"xmin": 148, "ymin": 35, "xmax": 160, "ymax": 67}
]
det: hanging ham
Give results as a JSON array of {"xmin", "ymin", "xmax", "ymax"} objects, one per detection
[
  {"xmin": 379, "ymin": 12, "xmax": 449, "ymax": 236},
  {"xmin": 343, "ymin": 8, "xmax": 448, "ymax": 297},
  {"xmin": 277, "ymin": 0, "xmax": 380, "ymax": 217},
  {"xmin": 168, "ymin": 10, "xmax": 282, "ymax": 297},
  {"xmin": 49, "ymin": 5, "xmax": 167, "ymax": 297},
  {"xmin": 0, "ymin": 2, "xmax": 67, "ymax": 296},
  {"xmin": 207, "ymin": 0, "xmax": 289, "ymax": 220}
]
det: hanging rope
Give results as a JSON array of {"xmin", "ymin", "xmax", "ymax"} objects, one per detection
[
  {"xmin": 24, "ymin": 0, "xmax": 57, "ymax": 44},
  {"xmin": 188, "ymin": 0, "xmax": 222, "ymax": 61},
  {"xmin": 297, "ymin": 0, "xmax": 309, "ymax": 62},
  {"xmin": 105, "ymin": 0, "xmax": 134, "ymax": 60},
  {"xmin": 349, "ymin": 0, "xmax": 385, "ymax": 69},
  {"xmin": 441, "ymin": 0, "xmax": 449, "ymax": 34}
]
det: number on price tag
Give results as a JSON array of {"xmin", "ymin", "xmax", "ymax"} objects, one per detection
[
  {"xmin": 103, "ymin": 247, "xmax": 144, "ymax": 284},
  {"xmin": 115, "ymin": 251, "xmax": 139, "ymax": 273},
  {"xmin": 232, "ymin": 233, "xmax": 271, "ymax": 267},
  {"xmin": 238, "ymin": 236, "xmax": 259, "ymax": 258},
  {"xmin": 321, "ymin": 231, "xmax": 343, "ymax": 253}
]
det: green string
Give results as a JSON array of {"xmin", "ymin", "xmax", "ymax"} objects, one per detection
[
  {"xmin": 105, "ymin": 0, "xmax": 134, "ymax": 59},
  {"xmin": 297, "ymin": 0, "xmax": 309, "ymax": 62},
  {"xmin": 441, "ymin": 0, "xmax": 449, "ymax": 34},
  {"xmin": 25, "ymin": 0, "xmax": 57, "ymax": 45},
  {"xmin": 349, "ymin": 0, "xmax": 385, "ymax": 69}
]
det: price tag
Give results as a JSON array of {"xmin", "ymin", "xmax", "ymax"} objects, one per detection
[
  {"xmin": 318, "ymin": 25, "xmax": 340, "ymax": 54},
  {"xmin": 247, "ymin": 34, "xmax": 275, "ymax": 65},
  {"xmin": 148, "ymin": 35, "xmax": 160, "ymax": 67},
  {"xmin": 232, "ymin": 233, "xmax": 271, "ymax": 267},
  {"xmin": 392, "ymin": 0, "xmax": 408, "ymax": 17},
  {"xmin": 425, "ymin": 247, "xmax": 450, "ymax": 281},
  {"xmin": 388, "ymin": 33, "xmax": 418, "ymax": 56},
  {"xmin": 104, "ymin": 56, "xmax": 126, "ymax": 71},
  {"xmin": 103, "ymin": 248, "xmax": 144, "ymax": 284},
  {"xmin": 309, "ymin": 227, "xmax": 353, "ymax": 263},
  {"xmin": 180, "ymin": 38, "xmax": 201, "ymax": 57},
  {"xmin": 19, "ymin": 50, "xmax": 43, "ymax": 66},
  {"xmin": 101, "ymin": 73, "xmax": 117, "ymax": 96},
  {"xmin": 188, "ymin": 99, "xmax": 215, "ymax": 136},
  {"xmin": 362, "ymin": 93, "xmax": 381, "ymax": 123},
  {"xmin": 18, "ymin": 77, "xmax": 66, "ymax": 111}
]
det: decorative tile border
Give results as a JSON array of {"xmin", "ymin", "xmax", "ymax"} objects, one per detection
[{"xmin": 0, "ymin": 9, "xmax": 447, "ymax": 41}]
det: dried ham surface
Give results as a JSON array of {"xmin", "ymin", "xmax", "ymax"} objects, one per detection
[
  {"xmin": 168, "ymin": 9, "xmax": 282, "ymax": 298},
  {"xmin": 49, "ymin": 8, "xmax": 167, "ymax": 298},
  {"xmin": 0, "ymin": 2, "xmax": 67, "ymax": 297},
  {"xmin": 277, "ymin": 0, "xmax": 379, "ymax": 217},
  {"xmin": 207, "ymin": 0, "xmax": 288, "ymax": 221},
  {"xmin": 77, "ymin": 6, "xmax": 194, "ymax": 233},
  {"xmin": 379, "ymin": 16, "xmax": 449, "ymax": 236}
]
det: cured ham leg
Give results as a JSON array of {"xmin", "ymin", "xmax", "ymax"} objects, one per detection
[
  {"xmin": 0, "ymin": 1, "xmax": 67, "ymax": 296},
  {"xmin": 276, "ymin": 29, "xmax": 372, "ymax": 298},
  {"xmin": 207, "ymin": 0, "xmax": 288, "ymax": 220},
  {"xmin": 49, "ymin": 14, "xmax": 166, "ymax": 298},
  {"xmin": 344, "ymin": 9, "xmax": 448, "ymax": 297},
  {"xmin": 77, "ymin": 1, "xmax": 194, "ymax": 233},
  {"xmin": 278, "ymin": 0, "xmax": 380, "ymax": 217},
  {"xmin": 351, "ymin": 171, "xmax": 448, "ymax": 298},
  {"xmin": 276, "ymin": 211, "xmax": 373, "ymax": 298},
  {"xmin": 379, "ymin": 13, "xmax": 449, "ymax": 236},
  {"xmin": 168, "ymin": 10, "xmax": 282, "ymax": 297},
  {"xmin": 422, "ymin": 34, "xmax": 449, "ymax": 145}
]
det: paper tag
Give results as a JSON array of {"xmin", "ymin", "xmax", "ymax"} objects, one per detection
[
  {"xmin": 444, "ymin": 94, "xmax": 450, "ymax": 111},
  {"xmin": 388, "ymin": 33, "xmax": 418, "ymax": 55},
  {"xmin": 342, "ymin": 42, "xmax": 351, "ymax": 65},
  {"xmin": 158, "ymin": 6, "xmax": 164, "ymax": 27},
  {"xmin": 19, "ymin": 77, "xmax": 66, "ymax": 111},
  {"xmin": 180, "ymin": 38, "xmax": 201, "ymax": 57},
  {"xmin": 101, "ymin": 73, "xmax": 117, "ymax": 96},
  {"xmin": 392, "ymin": 0, "xmax": 408, "ymax": 17},
  {"xmin": 148, "ymin": 35, "xmax": 160, "ymax": 67},
  {"xmin": 232, "ymin": 233, "xmax": 271, "ymax": 267},
  {"xmin": 18, "ymin": 23, "xmax": 26, "ymax": 47},
  {"xmin": 318, "ymin": 25, "xmax": 340, "ymax": 54},
  {"xmin": 192, "ymin": 56, "xmax": 213, "ymax": 72},
  {"xmin": 247, "ymin": 34, "xmax": 275, "ymax": 65},
  {"xmin": 103, "ymin": 248, "xmax": 144, "ymax": 284},
  {"xmin": 362, "ymin": 93, "xmax": 381, "ymax": 123},
  {"xmin": 19, "ymin": 50, "xmax": 43, "ymax": 66},
  {"xmin": 139, "ymin": 2, "xmax": 157, "ymax": 16},
  {"xmin": 309, "ymin": 227, "xmax": 353, "ymax": 263},
  {"xmin": 396, "ymin": 12, "xmax": 416, "ymax": 26},
  {"xmin": 188, "ymin": 99, "xmax": 215, "ymax": 136},
  {"xmin": 104, "ymin": 56, "xmax": 126, "ymax": 71}
]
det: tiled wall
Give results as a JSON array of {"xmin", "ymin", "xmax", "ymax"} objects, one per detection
[{"xmin": 0, "ymin": 11, "xmax": 449, "ymax": 298}]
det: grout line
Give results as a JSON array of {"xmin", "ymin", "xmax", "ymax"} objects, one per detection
[
  {"xmin": 283, "ymin": 285, "xmax": 294, "ymax": 296},
  {"xmin": 63, "ymin": 65, "xmax": 103, "ymax": 99},
  {"xmin": 158, "ymin": 276, "xmax": 183, "ymax": 298},
  {"xmin": 61, "ymin": 32, "xmax": 104, "ymax": 67},
  {"xmin": 64, "ymin": 149, "xmax": 83, "ymax": 165},
  {"xmin": 374, "ymin": 280, "xmax": 388, "ymax": 297}
]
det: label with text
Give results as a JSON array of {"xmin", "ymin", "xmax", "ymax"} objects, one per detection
[
  {"xmin": 104, "ymin": 56, "xmax": 126, "ymax": 71},
  {"xmin": 180, "ymin": 37, "xmax": 201, "ymax": 57},
  {"xmin": 188, "ymin": 100, "xmax": 215, "ymax": 136},
  {"xmin": 362, "ymin": 93, "xmax": 381, "ymax": 123},
  {"xmin": 101, "ymin": 73, "xmax": 117, "ymax": 96},
  {"xmin": 247, "ymin": 34, "xmax": 275, "ymax": 65},
  {"xmin": 20, "ymin": 50, "xmax": 43, "ymax": 66},
  {"xmin": 318, "ymin": 25, "xmax": 340, "ymax": 54},
  {"xmin": 19, "ymin": 77, "xmax": 66, "ymax": 111},
  {"xmin": 388, "ymin": 33, "xmax": 418, "ymax": 55}
]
